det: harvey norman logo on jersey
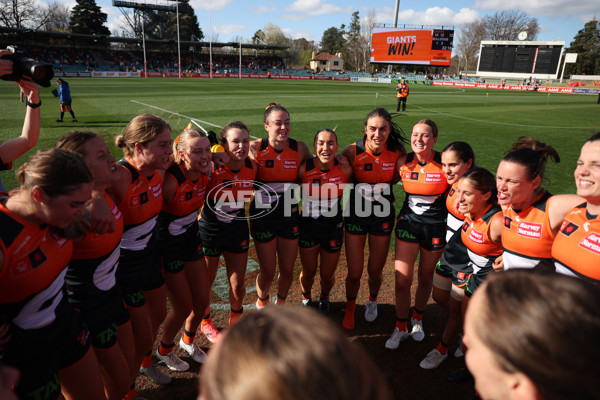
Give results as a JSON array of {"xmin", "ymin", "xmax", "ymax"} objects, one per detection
[
  {"xmin": 579, "ymin": 233, "xmax": 600, "ymax": 255},
  {"xmin": 517, "ymin": 221, "xmax": 543, "ymax": 239}
]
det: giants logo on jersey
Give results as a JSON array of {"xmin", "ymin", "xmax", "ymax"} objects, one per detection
[
  {"xmin": 517, "ymin": 221, "xmax": 542, "ymax": 239},
  {"xmin": 364, "ymin": 163, "xmax": 373, "ymax": 172},
  {"xmin": 410, "ymin": 172, "xmax": 419, "ymax": 180},
  {"xmin": 579, "ymin": 233, "xmax": 600, "ymax": 255},
  {"xmin": 266, "ymin": 160, "xmax": 274, "ymax": 168},
  {"xmin": 503, "ymin": 216, "xmax": 513, "ymax": 229}
]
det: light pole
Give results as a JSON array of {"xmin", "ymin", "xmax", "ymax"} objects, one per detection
[{"xmin": 176, "ymin": 0, "xmax": 181, "ymax": 78}]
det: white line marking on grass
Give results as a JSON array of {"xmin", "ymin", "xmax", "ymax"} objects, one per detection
[
  {"xmin": 411, "ymin": 103, "xmax": 595, "ymax": 130},
  {"xmin": 130, "ymin": 100, "xmax": 259, "ymax": 139}
]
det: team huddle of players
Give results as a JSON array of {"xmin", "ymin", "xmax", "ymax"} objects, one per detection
[{"xmin": 1, "ymin": 88, "xmax": 599, "ymax": 400}]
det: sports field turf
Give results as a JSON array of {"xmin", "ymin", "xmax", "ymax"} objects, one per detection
[{"xmin": 2, "ymin": 77, "xmax": 598, "ymax": 195}]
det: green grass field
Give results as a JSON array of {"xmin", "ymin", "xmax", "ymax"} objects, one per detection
[{"xmin": 1, "ymin": 77, "xmax": 599, "ymax": 196}]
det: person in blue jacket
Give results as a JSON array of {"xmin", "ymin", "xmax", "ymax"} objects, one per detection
[{"xmin": 55, "ymin": 78, "xmax": 77, "ymax": 122}]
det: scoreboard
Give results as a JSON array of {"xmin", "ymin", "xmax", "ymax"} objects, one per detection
[
  {"xmin": 477, "ymin": 41, "xmax": 564, "ymax": 78},
  {"xmin": 370, "ymin": 28, "xmax": 454, "ymax": 66}
]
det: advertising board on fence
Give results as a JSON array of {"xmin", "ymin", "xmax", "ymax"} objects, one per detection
[{"xmin": 431, "ymin": 81, "xmax": 599, "ymax": 94}]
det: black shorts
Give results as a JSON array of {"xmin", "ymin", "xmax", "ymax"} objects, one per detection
[
  {"xmin": 76, "ymin": 287, "xmax": 131, "ymax": 349},
  {"xmin": 344, "ymin": 213, "xmax": 395, "ymax": 236},
  {"xmin": 464, "ymin": 268, "xmax": 493, "ymax": 298},
  {"xmin": 117, "ymin": 247, "xmax": 164, "ymax": 307},
  {"xmin": 394, "ymin": 213, "xmax": 446, "ymax": 251},
  {"xmin": 161, "ymin": 232, "xmax": 204, "ymax": 274},
  {"xmin": 250, "ymin": 209, "xmax": 300, "ymax": 243},
  {"xmin": 299, "ymin": 217, "xmax": 343, "ymax": 253},
  {"xmin": 435, "ymin": 261, "xmax": 470, "ymax": 287},
  {"xmin": 200, "ymin": 220, "xmax": 250, "ymax": 256},
  {"xmin": 4, "ymin": 298, "xmax": 91, "ymax": 400}
]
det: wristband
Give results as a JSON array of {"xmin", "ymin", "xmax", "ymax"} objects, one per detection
[{"xmin": 25, "ymin": 98, "xmax": 42, "ymax": 108}]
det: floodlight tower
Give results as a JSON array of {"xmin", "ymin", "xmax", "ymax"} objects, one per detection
[
  {"xmin": 388, "ymin": 0, "xmax": 400, "ymax": 74},
  {"xmin": 113, "ymin": 0, "xmax": 192, "ymax": 78}
]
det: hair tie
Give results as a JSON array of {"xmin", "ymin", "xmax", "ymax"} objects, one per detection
[{"xmin": 265, "ymin": 103, "xmax": 276, "ymax": 110}]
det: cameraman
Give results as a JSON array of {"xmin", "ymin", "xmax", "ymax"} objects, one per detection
[
  {"xmin": 55, "ymin": 78, "xmax": 77, "ymax": 123},
  {"xmin": 0, "ymin": 48, "xmax": 41, "ymax": 195}
]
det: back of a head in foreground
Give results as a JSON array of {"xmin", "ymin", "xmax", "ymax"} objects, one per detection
[
  {"xmin": 199, "ymin": 306, "xmax": 392, "ymax": 400},
  {"xmin": 472, "ymin": 270, "xmax": 600, "ymax": 400}
]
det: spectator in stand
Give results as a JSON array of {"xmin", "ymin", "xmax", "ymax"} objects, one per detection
[{"xmin": 55, "ymin": 78, "xmax": 77, "ymax": 123}]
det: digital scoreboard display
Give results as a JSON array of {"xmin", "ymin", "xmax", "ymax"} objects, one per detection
[
  {"xmin": 370, "ymin": 28, "xmax": 454, "ymax": 66},
  {"xmin": 477, "ymin": 42, "xmax": 563, "ymax": 74}
]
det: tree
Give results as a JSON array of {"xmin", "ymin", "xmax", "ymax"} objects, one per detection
[
  {"xmin": 0, "ymin": 0, "xmax": 48, "ymax": 29},
  {"xmin": 263, "ymin": 22, "xmax": 290, "ymax": 46},
  {"xmin": 483, "ymin": 10, "xmax": 539, "ymax": 41},
  {"xmin": 163, "ymin": 9, "xmax": 203, "ymax": 41},
  {"xmin": 455, "ymin": 19, "xmax": 486, "ymax": 71},
  {"xmin": 252, "ymin": 29, "xmax": 265, "ymax": 44},
  {"xmin": 41, "ymin": 1, "xmax": 70, "ymax": 32},
  {"xmin": 291, "ymin": 38, "xmax": 316, "ymax": 67},
  {"xmin": 69, "ymin": 0, "xmax": 111, "ymax": 36},
  {"xmin": 344, "ymin": 11, "xmax": 362, "ymax": 70},
  {"xmin": 320, "ymin": 26, "xmax": 344, "ymax": 54},
  {"xmin": 564, "ymin": 19, "xmax": 600, "ymax": 76},
  {"xmin": 452, "ymin": 10, "xmax": 540, "ymax": 73}
]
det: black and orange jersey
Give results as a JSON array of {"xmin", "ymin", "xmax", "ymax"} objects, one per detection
[
  {"xmin": 157, "ymin": 163, "xmax": 208, "ymax": 245},
  {"xmin": 301, "ymin": 157, "xmax": 346, "ymax": 219},
  {"xmin": 462, "ymin": 205, "xmax": 503, "ymax": 274},
  {"xmin": 397, "ymin": 83, "xmax": 409, "ymax": 98},
  {"xmin": 161, "ymin": 163, "xmax": 208, "ymax": 217},
  {"xmin": 347, "ymin": 139, "xmax": 398, "ymax": 220},
  {"xmin": 400, "ymin": 151, "xmax": 448, "ymax": 222},
  {"xmin": 117, "ymin": 158, "xmax": 163, "ymax": 251},
  {"xmin": 501, "ymin": 190, "xmax": 554, "ymax": 270},
  {"xmin": 202, "ymin": 158, "xmax": 255, "ymax": 224},
  {"xmin": 252, "ymin": 138, "xmax": 300, "ymax": 216},
  {"xmin": 255, "ymin": 137, "xmax": 300, "ymax": 188},
  {"xmin": 446, "ymin": 182, "xmax": 465, "ymax": 241},
  {"xmin": 66, "ymin": 193, "xmax": 124, "ymax": 308},
  {"xmin": 553, "ymin": 202, "xmax": 600, "ymax": 284},
  {"xmin": 351, "ymin": 139, "xmax": 397, "ymax": 184},
  {"xmin": 0, "ymin": 202, "xmax": 73, "ymax": 329}
]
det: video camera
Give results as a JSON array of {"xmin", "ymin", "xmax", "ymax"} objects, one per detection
[{"xmin": 0, "ymin": 46, "xmax": 54, "ymax": 87}]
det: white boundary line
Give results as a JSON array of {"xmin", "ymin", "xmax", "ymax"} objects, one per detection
[
  {"xmin": 410, "ymin": 103, "xmax": 594, "ymax": 129},
  {"xmin": 130, "ymin": 99, "xmax": 260, "ymax": 139}
]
